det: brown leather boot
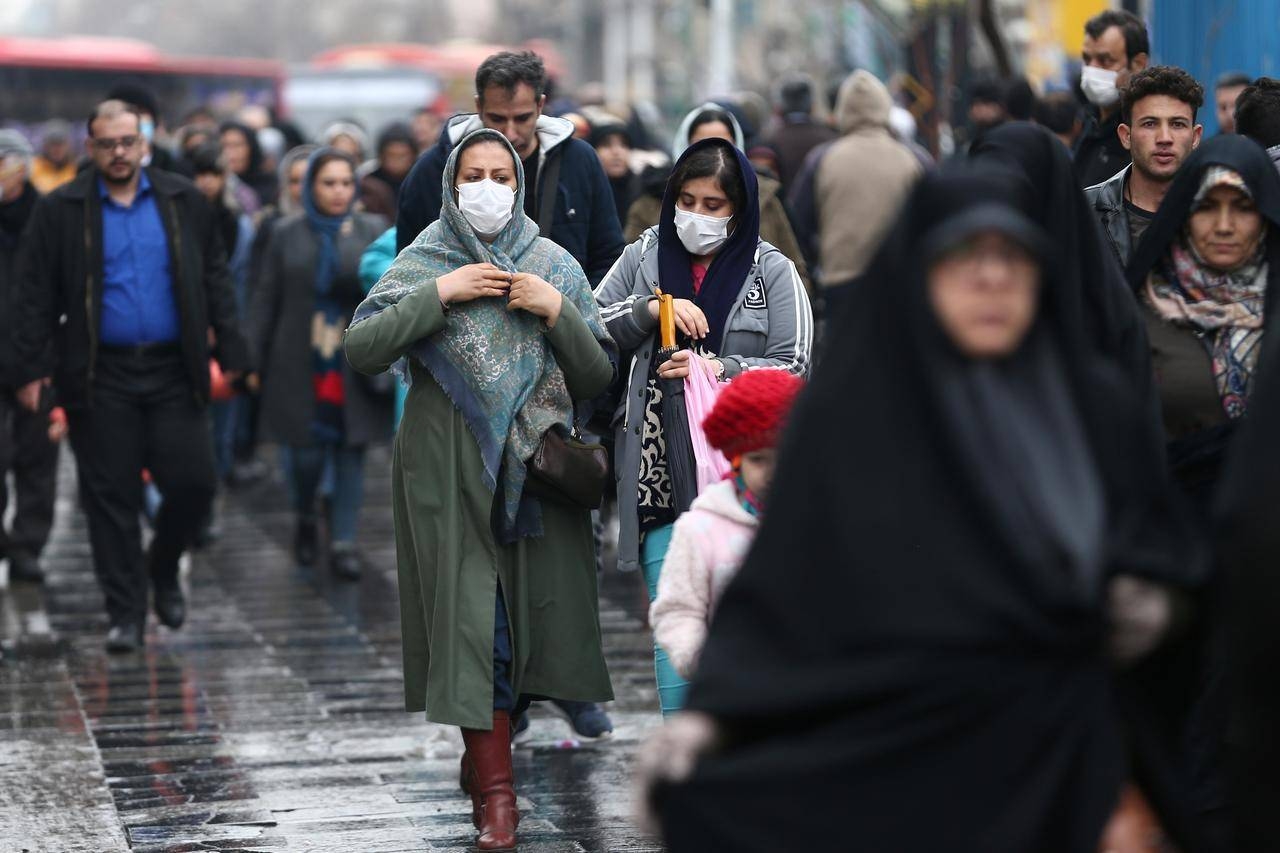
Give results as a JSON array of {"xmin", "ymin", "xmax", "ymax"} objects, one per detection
[
  {"xmin": 460, "ymin": 711, "xmax": 519, "ymax": 851},
  {"xmin": 460, "ymin": 751, "xmax": 480, "ymax": 829}
]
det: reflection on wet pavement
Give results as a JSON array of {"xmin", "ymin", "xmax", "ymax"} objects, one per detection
[{"xmin": 0, "ymin": 447, "xmax": 663, "ymax": 852}]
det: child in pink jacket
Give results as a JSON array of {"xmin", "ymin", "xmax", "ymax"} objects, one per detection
[{"xmin": 651, "ymin": 370, "xmax": 804, "ymax": 686}]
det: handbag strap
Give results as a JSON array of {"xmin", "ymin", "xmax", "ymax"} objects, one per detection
[{"xmin": 536, "ymin": 149, "xmax": 562, "ymax": 238}]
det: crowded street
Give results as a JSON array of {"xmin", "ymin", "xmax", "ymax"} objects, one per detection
[
  {"xmin": 5, "ymin": 1, "xmax": 1280, "ymax": 851},
  {"xmin": 1, "ymin": 450, "xmax": 661, "ymax": 852}
]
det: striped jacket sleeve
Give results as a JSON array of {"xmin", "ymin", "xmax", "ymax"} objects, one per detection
[{"xmin": 593, "ymin": 233, "xmax": 659, "ymax": 351}]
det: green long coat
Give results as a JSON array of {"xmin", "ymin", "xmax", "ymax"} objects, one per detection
[{"xmin": 344, "ymin": 280, "xmax": 615, "ymax": 729}]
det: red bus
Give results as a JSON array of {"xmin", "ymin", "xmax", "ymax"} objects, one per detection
[{"xmin": 0, "ymin": 36, "xmax": 284, "ymax": 131}]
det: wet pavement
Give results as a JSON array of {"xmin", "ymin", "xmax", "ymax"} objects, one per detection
[{"xmin": 1, "ymin": 447, "xmax": 664, "ymax": 852}]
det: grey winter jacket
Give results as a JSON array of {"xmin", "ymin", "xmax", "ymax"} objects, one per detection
[
  {"xmin": 594, "ymin": 227, "xmax": 814, "ymax": 572},
  {"xmin": 1085, "ymin": 165, "xmax": 1130, "ymax": 268}
]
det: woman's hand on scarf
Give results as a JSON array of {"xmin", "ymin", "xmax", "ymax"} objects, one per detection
[
  {"xmin": 633, "ymin": 711, "xmax": 720, "ymax": 835},
  {"xmin": 657, "ymin": 349, "xmax": 718, "ymax": 380},
  {"xmin": 507, "ymin": 272, "xmax": 564, "ymax": 328},
  {"xmin": 648, "ymin": 297, "xmax": 709, "ymax": 340},
  {"xmin": 437, "ymin": 263, "xmax": 512, "ymax": 306}
]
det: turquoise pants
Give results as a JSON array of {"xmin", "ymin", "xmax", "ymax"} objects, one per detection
[{"xmin": 641, "ymin": 523, "xmax": 689, "ymax": 716}]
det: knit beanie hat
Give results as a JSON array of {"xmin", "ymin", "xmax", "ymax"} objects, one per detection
[{"xmin": 702, "ymin": 370, "xmax": 804, "ymax": 460}]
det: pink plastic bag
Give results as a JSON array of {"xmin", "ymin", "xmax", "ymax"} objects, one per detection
[{"xmin": 685, "ymin": 358, "xmax": 732, "ymax": 493}]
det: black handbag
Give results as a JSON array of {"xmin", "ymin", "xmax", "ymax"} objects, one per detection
[{"xmin": 525, "ymin": 426, "xmax": 609, "ymax": 510}]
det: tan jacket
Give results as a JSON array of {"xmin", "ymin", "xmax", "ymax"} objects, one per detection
[{"xmin": 815, "ymin": 70, "xmax": 922, "ymax": 287}]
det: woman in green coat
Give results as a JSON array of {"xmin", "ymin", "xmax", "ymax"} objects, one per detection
[{"xmin": 344, "ymin": 129, "xmax": 616, "ymax": 853}]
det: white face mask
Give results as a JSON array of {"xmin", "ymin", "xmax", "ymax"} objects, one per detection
[
  {"xmin": 456, "ymin": 179, "xmax": 515, "ymax": 239},
  {"xmin": 674, "ymin": 207, "xmax": 732, "ymax": 255},
  {"xmin": 1080, "ymin": 66, "xmax": 1121, "ymax": 108}
]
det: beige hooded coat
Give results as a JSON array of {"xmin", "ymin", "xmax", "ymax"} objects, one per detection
[{"xmin": 815, "ymin": 71, "xmax": 923, "ymax": 287}]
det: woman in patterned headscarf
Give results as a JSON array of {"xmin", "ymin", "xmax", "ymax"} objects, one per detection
[
  {"xmin": 345, "ymin": 128, "xmax": 616, "ymax": 853},
  {"xmin": 1128, "ymin": 135, "xmax": 1280, "ymax": 503}
]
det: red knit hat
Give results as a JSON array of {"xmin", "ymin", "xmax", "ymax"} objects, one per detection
[{"xmin": 702, "ymin": 370, "xmax": 805, "ymax": 460}]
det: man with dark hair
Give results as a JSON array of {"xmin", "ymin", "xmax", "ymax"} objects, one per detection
[
  {"xmin": 1085, "ymin": 66, "xmax": 1204, "ymax": 267},
  {"xmin": 13, "ymin": 100, "xmax": 249, "ymax": 653},
  {"xmin": 394, "ymin": 50, "xmax": 621, "ymax": 739},
  {"xmin": 1076, "ymin": 9, "xmax": 1150, "ymax": 187},
  {"xmin": 767, "ymin": 74, "xmax": 836, "ymax": 190},
  {"xmin": 105, "ymin": 80, "xmax": 183, "ymax": 174},
  {"xmin": 1215, "ymin": 71, "xmax": 1252, "ymax": 135},
  {"xmin": 1234, "ymin": 77, "xmax": 1280, "ymax": 173},
  {"xmin": 396, "ymin": 50, "xmax": 624, "ymax": 288}
]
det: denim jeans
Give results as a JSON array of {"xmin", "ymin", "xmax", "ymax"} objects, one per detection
[
  {"xmin": 641, "ymin": 523, "xmax": 688, "ymax": 716},
  {"xmin": 286, "ymin": 444, "xmax": 366, "ymax": 544}
]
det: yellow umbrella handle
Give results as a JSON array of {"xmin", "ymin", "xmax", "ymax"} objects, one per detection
[{"xmin": 657, "ymin": 290, "xmax": 677, "ymax": 351}]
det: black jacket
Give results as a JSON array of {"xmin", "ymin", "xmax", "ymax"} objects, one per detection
[
  {"xmin": 1074, "ymin": 108, "xmax": 1130, "ymax": 189},
  {"xmin": 13, "ymin": 167, "xmax": 249, "ymax": 409},
  {"xmin": 0, "ymin": 181, "xmax": 39, "ymax": 389},
  {"xmin": 1084, "ymin": 165, "xmax": 1130, "ymax": 268},
  {"xmin": 396, "ymin": 113, "xmax": 625, "ymax": 286}
]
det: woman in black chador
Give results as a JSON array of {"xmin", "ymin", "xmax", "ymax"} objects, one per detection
[{"xmin": 641, "ymin": 168, "xmax": 1204, "ymax": 853}]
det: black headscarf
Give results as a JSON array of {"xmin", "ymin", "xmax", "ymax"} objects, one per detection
[
  {"xmin": 659, "ymin": 169, "xmax": 1203, "ymax": 853},
  {"xmin": 657, "ymin": 138, "xmax": 760, "ymax": 354},
  {"xmin": 970, "ymin": 122, "xmax": 1156, "ymax": 397},
  {"xmin": 220, "ymin": 121, "xmax": 278, "ymax": 209}
]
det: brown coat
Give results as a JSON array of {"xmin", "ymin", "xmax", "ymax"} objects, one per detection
[{"xmin": 815, "ymin": 70, "xmax": 922, "ymax": 287}]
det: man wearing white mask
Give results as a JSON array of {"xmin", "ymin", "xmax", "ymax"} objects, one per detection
[{"xmin": 1076, "ymin": 10, "xmax": 1150, "ymax": 189}]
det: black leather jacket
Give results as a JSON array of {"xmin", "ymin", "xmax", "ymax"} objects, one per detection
[{"xmin": 1084, "ymin": 165, "xmax": 1130, "ymax": 269}]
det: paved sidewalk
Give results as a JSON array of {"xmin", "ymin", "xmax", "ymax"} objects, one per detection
[{"xmin": 0, "ymin": 447, "xmax": 663, "ymax": 852}]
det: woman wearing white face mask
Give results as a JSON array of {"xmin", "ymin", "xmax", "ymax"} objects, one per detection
[
  {"xmin": 595, "ymin": 137, "xmax": 814, "ymax": 715},
  {"xmin": 345, "ymin": 129, "xmax": 616, "ymax": 853}
]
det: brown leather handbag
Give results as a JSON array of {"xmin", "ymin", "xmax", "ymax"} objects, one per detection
[{"xmin": 525, "ymin": 426, "xmax": 609, "ymax": 510}]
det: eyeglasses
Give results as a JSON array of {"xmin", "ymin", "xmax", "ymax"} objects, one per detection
[{"xmin": 91, "ymin": 136, "xmax": 140, "ymax": 152}]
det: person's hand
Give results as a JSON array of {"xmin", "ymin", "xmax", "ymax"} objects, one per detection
[
  {"xmin": 245, "ymin": 373, "xmax": 261, "ymax": 394},
  {"xmin": 46, "ymin": 407, "xmax": 67, "ymax": 444},
  {"xmin": 507, "ymin": 273, "xmax": 563, "ymax": 327},
  {"xmin": 633, "ymin": 711, "xmax": 720, "ymax": 834},
  {"xmin": 17, "ymin": 379, "xmax": 47, "ymax": 413},
  {"xmin": 648, "ymin": 297, "xmax": 709, "ymax": 340},
  {"xmin": 657, "ymin": 350, "xmax": 719, "ymax": 381},
  {"xmin": 437, "ymin": 263, "xmax": 512, "ymax": 306}
]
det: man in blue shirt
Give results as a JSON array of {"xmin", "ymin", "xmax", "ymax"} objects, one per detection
[{"xmin": 14, "ymin": 100, "xmax": 249, "ymax": 653}]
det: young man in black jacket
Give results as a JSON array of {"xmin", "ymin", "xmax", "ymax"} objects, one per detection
[
  {"xmin": 395, "ymin": 50, "xmax": 624, "ymax": 288},
  {"xmin": 14, "ymin": 101, "xmax": 249, "ymax": 653}
]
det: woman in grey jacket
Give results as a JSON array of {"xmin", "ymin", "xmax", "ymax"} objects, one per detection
[{"xmin": 594, "ymin": 138, "xmax": 813, "ymax": 715}]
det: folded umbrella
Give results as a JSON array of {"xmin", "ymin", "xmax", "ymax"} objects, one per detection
[{"xmin": 657, "ymin": 291, "xmax": 699, "ymax": 514}]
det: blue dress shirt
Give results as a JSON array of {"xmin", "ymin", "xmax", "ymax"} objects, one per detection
[{"xmin": 98, "ymin": 172, "xmax": 181, "ymax": 346}]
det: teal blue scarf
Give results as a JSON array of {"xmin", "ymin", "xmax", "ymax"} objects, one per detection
[{"xmin": 351, "ymin": 129, "xmax": 612, "ymax": 541}]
